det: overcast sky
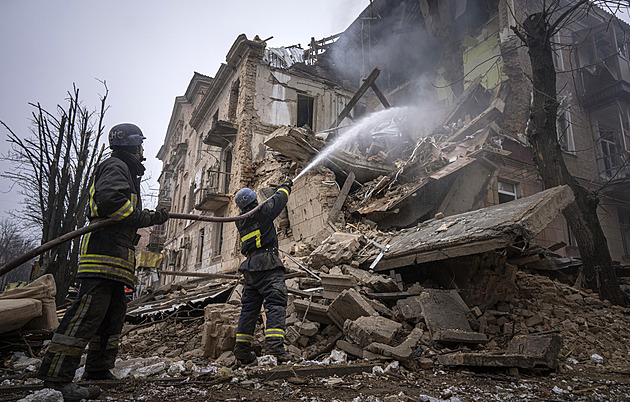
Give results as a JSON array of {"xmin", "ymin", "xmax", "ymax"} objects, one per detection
[{"xmin": 0, "ymin": 0, "xmax": 368, "ymax": 219}]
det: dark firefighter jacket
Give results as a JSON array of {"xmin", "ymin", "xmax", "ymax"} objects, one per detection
[
  {"xmin": 236, "ymin": 184, "xmax": 291, "ymax": 272},
  {"xmin": 77, "ymin": 150, "xmax": 148, "ymax": 287}
]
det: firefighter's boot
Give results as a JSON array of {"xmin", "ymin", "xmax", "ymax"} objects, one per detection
[
  {"xmin": 234, "ymin": 343, "xmax": 256, "ymax": 364},
  {"xmin": 44, "ymin": 382, "xmax": 101, "ymax": 402}
]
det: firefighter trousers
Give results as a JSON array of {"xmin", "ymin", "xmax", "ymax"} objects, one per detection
[
  {"xmin": 236, "ymin": 267, "xmax": 287, "ymax": 352},
  {"xmin": 37, "ymin": 279, "xmax": 127, "ymax": 382}
]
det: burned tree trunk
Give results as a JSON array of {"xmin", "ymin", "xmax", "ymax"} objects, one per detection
[
  {"xmin": 514, "ymin": 12, "xmax": 626, "ymax": 305},
  {"xmin": 1, "ymin": 84, "xmax": 107, "ymax": 305}
]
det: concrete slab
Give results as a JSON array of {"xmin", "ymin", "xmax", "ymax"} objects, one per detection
[
  {"xmin": 437, "ymin": 333, "xmax": 562, "ymax": 369},
  {"xmin": 371, "ymin": 185, "xmax": 574, "ymax": 271},
  {"xmin": 395, "ymin": 296, "xmax": 424, "ymax": 321},
  {"xmin": 419, "ymin": 289, "xmax": 488, "ymax": 345},
  {"xmin": 506, "ymin": 333, "xmax": 563, "ymax": 369}
]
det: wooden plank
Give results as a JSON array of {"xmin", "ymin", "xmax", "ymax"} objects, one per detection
[
  {"xmin": 370, "ymin": 83, "xmax": 391, "ymax": 108},
  {"xmin": 251, "ymin": 363, "xmax": 374, "ymax": 381},
  {"xmin": 158, "ymin": 270, "xmax": 238, "ymax": 280},
  {"xmin": 327, "ymin": 171, "xmax": 355, "ymax": 223}
]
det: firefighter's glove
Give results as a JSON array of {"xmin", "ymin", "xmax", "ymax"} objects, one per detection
[
  {"xmin": 281, "ymin": 179, "xmax": 293, "ymax": 188},
  {"xmin": 151, "ymin": 208, "xmax": 170, "ymax": 225},
  {"xmin": 137, "ymin": 209, "xmax": 153, "ymax": 228}
]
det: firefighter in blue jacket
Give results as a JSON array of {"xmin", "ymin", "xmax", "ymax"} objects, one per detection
[
  {"xmin": 37, "ymin": 123, "xmax": 169, "ymax": 401},
  {"xmin": 233, "ymin": 179, "xmax": 293, "ymax": 364}
]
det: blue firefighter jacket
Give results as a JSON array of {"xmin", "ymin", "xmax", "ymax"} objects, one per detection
[{"xmin": 235, "ymin": 184, "xmax": 291, "ymax": 272}]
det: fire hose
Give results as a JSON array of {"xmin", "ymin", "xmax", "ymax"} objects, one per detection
[{"xmin": 0, "ymin": 198, "xmax": 272, "ymax": 277}]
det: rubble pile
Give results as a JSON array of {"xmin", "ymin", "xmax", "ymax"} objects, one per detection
[
  {"xmin": 110, "ymin": 257, "xmax": 630, "ymax": 378},
  {"xmin": 119, "ymin": 316, "xmax": 205, "ymax": 361}
]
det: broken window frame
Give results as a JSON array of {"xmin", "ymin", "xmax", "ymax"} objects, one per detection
[
  {"xmin": 567, "ymin": 221, "xmax": 579, "ymax": 248},
  {"xmin": 497, "ymin": 179, "xmax": 520, "ymax": 204},
  {"xmin": 212, "ymin": 221, "xmax": 224, "ymax": 258},
  {"xmin": 556, "ymin": 94, "xmax": 574, "ymax": 152},
  {"xmin": 575, "ymin": 23, "xmax": 630, "ymax": 85},
  {"xmin": 592, "ymin": 101, "xmax": 630, "ymax": 180}
]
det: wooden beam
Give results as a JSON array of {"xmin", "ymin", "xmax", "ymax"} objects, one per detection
[
  {"xmin": 370, "ymin": 83, "xmax": 391, "ymax": 108},
  {"xmin": 158, "ymin": 270, "xmax": 238, "ymax": 280},
  {"xmin": 329, "ymin": 67, "xmax": 381, "ymax": 130},
  {"xmin": 327, "ymin": 171, "xmax": 356, "ymax": 223}
]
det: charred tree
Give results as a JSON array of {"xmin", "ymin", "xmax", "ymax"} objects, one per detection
[
  {"xmin": 512, "ymin": 4, "xmax": 627, "ymax": 305},
  {"xmin": 0, "ymin": 218, "xmax": 37, "ymax": 289},
  {"xmin": 1, "ymin": 84, "xmax": 107, "ymax": 304}
]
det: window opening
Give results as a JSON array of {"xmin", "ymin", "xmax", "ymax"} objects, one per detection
[
  {"xmin": 197, "ymin": 229, "xmax": 205, "ymax": 263},
  {"xmin": 214, "ymin": 222, "xmax": 224, "ymax": 256},
  {"xmin": 498, "ymin": 180, "xmax": 519, "ymax": 204},
  {"xmin": 552, "ymin": 32, "xmax": 564, "ymax": 70},
  {"xmin": 297, "ymin": 94, "xmax": 314, "ymax": 129},
  {"xmin": 228, "ymin": 79, "xmax": 240, "ymax": 121},
  {"xmin": 557, "ymin": 95, "xmax": 574, "ymax": 152}
]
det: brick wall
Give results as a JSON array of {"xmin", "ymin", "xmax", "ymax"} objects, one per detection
[{"xmin": 285, "ymin": 169, "xmax": 339, "ymax": 243}]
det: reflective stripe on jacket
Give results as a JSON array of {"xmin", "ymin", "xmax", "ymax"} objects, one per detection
[
  {"xmin": 77, "ymin": 153, "xmax": 144, "ymax": 287},
  {"xmin": 236, "ymin": 184, "xmax": 291, "ymax": 272}
]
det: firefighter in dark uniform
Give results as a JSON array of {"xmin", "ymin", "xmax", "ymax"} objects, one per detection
[
  {"xmin": 233, "ymin": 179, "xmax": 293, "ymax": 364},
  {"xmin": 37, "ymin": 123, "xmax": 169, "ymax": 401}
]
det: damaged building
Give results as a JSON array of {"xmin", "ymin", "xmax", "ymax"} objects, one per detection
[
  {"xmin": 153, "ymin": 0, "xmax": 630, "ymax": 290},
  {"xmin": 5, "ymin": 2, "xmax": 630, "ymax": 399}
]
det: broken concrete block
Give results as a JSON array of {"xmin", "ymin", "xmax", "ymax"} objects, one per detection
[
  {"xmin": 395, "ymin": 296, "xmax": 424, "ymax": 322},
  {"xmin": 506, "ymin": 333, "xmax": 563, "ymax": 369},
  {"xmin": 366, "ymin": 327, "xmax": 423, "ymax": 360},
  {"xmin": 201, "ymin": 303, "xmax": 241, "ymax": 358},
  {"xmin": 343, "ymin": 266, "xmax": 373, "ymax": 285},
  {"xmin": 366, "ymin": 275, "xmax": 401, "ymax": 293},
  {"xmin": 343, "ymin": 316, "xmax": 402, "ymax": 347},
  {"xmin": 295, "ymin": 320, "xmax": 319, "ymax": 337},
  {"xmin": 310, "ymin": 232, "xmax": 366, "ymax": 269},
  {"xmin": 293, "ymin": 299, "xmax": 333, "ymax": 325},
  {"xmin": 367, "ymin": 298, "xmax": 394, "ymax": 319},
  {"xmin": 328, "ymin": 288, "xmax": 377, "ymax": 329},
  {"xmin": 419, "ymin": 289, "xmax": 487, "ymax": 345},
  {"xmin": 320, "ymin": 274, "xmax": 357, "ymax": 299},
  {"xmin": 417, "ymin": 357, "xmax": 434, "ymax": 369},
  {"xmin": 286, "ymin": 326, "xmax": 301, "ymax": 345},
  {"xmin": 525, "ymin": 314, "xmax": 543, "ymax": 327},
  {"xmin": 336, "ymin": 339, "xmax": 364, "ymax": 358}
]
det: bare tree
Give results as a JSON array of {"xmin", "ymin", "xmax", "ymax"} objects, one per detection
[
  {"xmin": 512, "ymin": 1, "xmax": 629, "ymax": 305},
  {"xmin": 0, "ymin": 83, "xmax": 108, "ymax": 304},
  {"xmin": 0, "ymin": 218, "xmax": 37, "ymax": 290}
]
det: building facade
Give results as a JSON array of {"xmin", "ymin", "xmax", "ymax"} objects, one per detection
[{"xmin": 154, "ymin": 0, "xmax": 630, "ymax": 285}]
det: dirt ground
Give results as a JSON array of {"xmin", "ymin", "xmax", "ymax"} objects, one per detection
[{"xmin": 4, "ymin": 361, "xmax": 630, "ymax": 401}]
